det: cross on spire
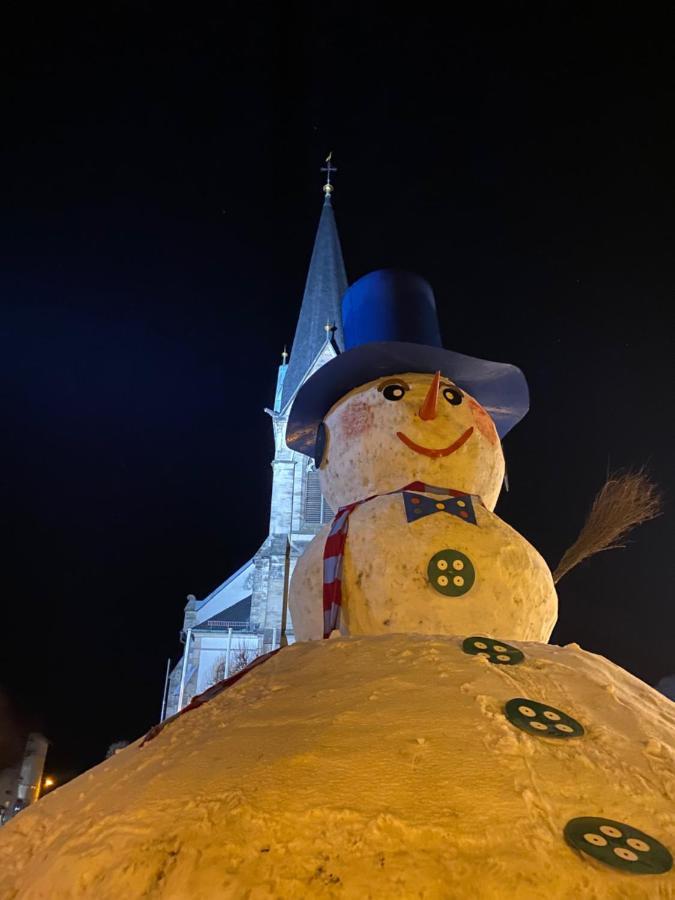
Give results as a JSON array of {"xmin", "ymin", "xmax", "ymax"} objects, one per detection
[{"xmin": 321, "ymin": 152, "xmax": 337, "ymax": 199}]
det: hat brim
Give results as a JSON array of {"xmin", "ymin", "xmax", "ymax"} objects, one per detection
[{"xmin": 286, "ymin": 341, "xmax": 529, "ymax": 457}]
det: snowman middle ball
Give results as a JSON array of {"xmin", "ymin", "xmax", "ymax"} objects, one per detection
[{"xmin": 318, "ymin": 372, "xmax": 505, "ymax": 511}]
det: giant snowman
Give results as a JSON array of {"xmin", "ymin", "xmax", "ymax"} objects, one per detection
[{"xmin": 0, "ymin": 271, "xmax": 673, "ymax": 899}]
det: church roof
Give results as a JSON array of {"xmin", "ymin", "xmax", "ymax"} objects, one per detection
[
  {"xmin": 195, "ymin": 595, "xmax": 252, "ymax": 631},
  {"xmin": 193, "ymin": 558, "xmax": 255, "ymax": 627},
  {"xmin": 280, "ymin": 194, "xmax": 348, "ymax": 409}
]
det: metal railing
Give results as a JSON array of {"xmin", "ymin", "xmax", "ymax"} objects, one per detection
[{"xmin": 196, "ymin": 619, "xmax": 258, "ymax": 632}]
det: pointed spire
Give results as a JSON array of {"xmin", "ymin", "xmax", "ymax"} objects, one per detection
[
  {"xmin": 280, "ymin": 160, "xmax": 348, "ymax": 409},
  {"xmin": 274, "ymin": 346, "xmax": 290, "ymax": 412},
  {"xmin": 321, "ymin": 152, "xmax": 337, "ymax": 203}
]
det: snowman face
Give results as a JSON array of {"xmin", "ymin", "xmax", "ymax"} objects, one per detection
[{"xmin": 318, "ymin": 372, "xmax": 505, "ymax": 510}]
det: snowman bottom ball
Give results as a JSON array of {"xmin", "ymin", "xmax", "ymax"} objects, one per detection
[{"xmin": 1, "ymin": 634, "xmax": 673, "ymax": 899}]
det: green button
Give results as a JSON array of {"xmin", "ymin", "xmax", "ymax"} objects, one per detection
[
  {"xmin": 427, "ymin": 549, "xmax": 475, "ymax": 596},
  {"xmin": 564, "ymin": 817, "xmax": 672, "ymax": 875},
  {"xmin": 462, "ymin": 636, "xmax": 524, "ymax": 665},
  {"xmin": 504, "ymin": 697, "xmax": 584, "ymax": 739}
]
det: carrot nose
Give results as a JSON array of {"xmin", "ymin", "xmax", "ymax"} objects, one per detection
[{"xmin": 419, "ymin": 371, "xmax": 441, "ymax": 421}]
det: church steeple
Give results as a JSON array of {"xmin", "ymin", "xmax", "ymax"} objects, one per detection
[
  {"xmin": 279, "ymin": 158, "xmax": 348, "ymax": 410},
  {"xmin": 165, "ymin": 165, "xmax": 350, "ymax": 718}
]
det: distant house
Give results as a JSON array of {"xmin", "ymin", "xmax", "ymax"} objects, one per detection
[{"xmin": 0, "ymin": 733, "xmax": 49, "ymax": 825}]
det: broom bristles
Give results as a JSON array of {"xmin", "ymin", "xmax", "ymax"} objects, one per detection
[{"xmin": 552, "ymin": 469, "xmax": 662, "ymax": 584}]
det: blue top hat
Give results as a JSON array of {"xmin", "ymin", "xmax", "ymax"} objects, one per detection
[{"xmin": 286, "ymin": 269, "xmax": 529, "ymax": 457}]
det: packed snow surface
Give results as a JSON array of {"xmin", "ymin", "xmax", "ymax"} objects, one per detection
[{"xmin": 1, "ymin": 633, "xmax": 674, "ymax": 899}]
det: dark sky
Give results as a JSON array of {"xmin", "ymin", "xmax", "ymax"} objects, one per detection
[{"xmin": 2, "ymin": 4, "xmax": 674, "ymax": 777}]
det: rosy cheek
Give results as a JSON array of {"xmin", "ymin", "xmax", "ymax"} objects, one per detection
[
  {"xmin": 468, "ymin": 398, "xmax": 499, "ymax": 446},
  {"xmin": 339, "ymin": 400, "xmax": 375, "ymax": 439}
]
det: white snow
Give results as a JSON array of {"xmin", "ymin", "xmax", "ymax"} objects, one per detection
[{"xmin": 0, "ymin": 633, "xmax": 673, "ymax": 898}]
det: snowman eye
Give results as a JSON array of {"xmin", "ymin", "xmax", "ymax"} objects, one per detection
[
  {"xmin": 381, "ymin": 383, "xmax": 408, "ymax": 401},
  {"xmin": 378, "ymin": 379, "xmax": 410, "ymax": 401},
  {"xmin": 442, "ymin": 386, "xmax": 463, "ymax": 406}
]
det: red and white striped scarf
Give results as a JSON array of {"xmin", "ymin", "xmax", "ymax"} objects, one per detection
[{"xmin": 322, "ymin": 482, "xmax": 476, "ymax": 638}]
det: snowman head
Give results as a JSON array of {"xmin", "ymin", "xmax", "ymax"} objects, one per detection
[
  {"xmin": 318, "ymin": 370, "xmax": 505, "ymax": 510},
  {"xmin": 287, "ymin": 270, "xmax": 529, "ymax": 508}
]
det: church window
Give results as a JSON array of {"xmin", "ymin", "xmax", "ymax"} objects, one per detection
[{"xmin": 303, "ymin": 468, "xmax": 333, "ymax": 525}]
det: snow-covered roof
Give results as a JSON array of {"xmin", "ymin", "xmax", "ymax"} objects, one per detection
[
  {"xmin": 194, "ymin": 595, "xmax": 252, "ymax": 631},
  {"xmin": 193, "ymin": 559, "xmax": 255, "ymax": 627}
]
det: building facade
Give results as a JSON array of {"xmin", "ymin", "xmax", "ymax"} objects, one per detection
[
  {"xmin": 0, "ymin": 732, "xmax": 49, "ymax": 825},
  {"xmin": 164, "ymin": 183, "xmax": 347, "ymax": 718}
]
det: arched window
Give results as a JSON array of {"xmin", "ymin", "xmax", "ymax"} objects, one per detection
[{"xmin": 303, "ymin": 468, "xmax": 333, "ymax": 525}]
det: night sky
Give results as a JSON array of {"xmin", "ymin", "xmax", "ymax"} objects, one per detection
[{"xmin": 2, "ymin": 5, "xmax": 674, "ymax": 779}]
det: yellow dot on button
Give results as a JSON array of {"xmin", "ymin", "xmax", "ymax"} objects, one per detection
[
  {"xmin": 474, "ymin": 641, "xmax": 487, "ymax": 649},
  {"xmin": 584, "ymin": 833, "xmax": 607, "ymax": 847},
  {"xmin": 457, "ymin": 500, "xmax": 466, "ymax": 507},
  {"xmin": 496, "ymin": 654, "xmax": 510, "ymax": 662},
  {"xmin": 600, "ymin": 825, "xmax": 622, "ymax": 839},
  {"xmin": 627, "ymin": 838, "xmax": 650, "ymax": 852},
  {"xmin": 518, "ymin": 706, "xmax": 536, "ymax": 717},
  {"xmin": 493, "ymin": 644, "xmax": 506, "ymax": 652},
  {"xmin": 530, "ymin": 721, "xmax": 548, "ymax": 731},
  {"xmin": 452, "ymin": 559, "xmax": 464, "ymax": 571},
  {"xmin": 435, "ymin": 502, "xmax": 446, "ymax": 510},
  {"xmin": 453, "ymin": 575, "xmax": 464, "ymax": 587},
  {"xmin": 555, "ymin": 723, "xmax": 574, "ymax": 733},
  {"xmin": 437, "ymin": 559, "xmax": 448, "ymax": 571},
  {"xmin": 437, "ymin": 575, "xmax": 449, "ymax": 587},
  {"xmin": 614, "ymin": 848, "xmax": 638, "ymax": 862},
  {"xmin": 543, "ymin": 710, "xmax": 561, "ymax": 721}
]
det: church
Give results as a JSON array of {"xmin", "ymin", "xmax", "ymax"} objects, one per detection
[{"xmin": 164, "ymin": 171, "xmax": 347, "ymax": 718}]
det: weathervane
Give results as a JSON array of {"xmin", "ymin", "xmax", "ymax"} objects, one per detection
[{"xmin": 321, "ymin": 152, "xmax": 337, "ymax": 198}]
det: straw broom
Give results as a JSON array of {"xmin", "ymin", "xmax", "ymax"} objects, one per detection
[{"xmin": 553, "ymin": 469, "xmax": 662, "ymax": 584}]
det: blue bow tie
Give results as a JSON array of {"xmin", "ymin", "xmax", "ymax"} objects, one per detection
[{"xmin": 403, "ymin": 491, "xmax": 478, "ymax": 526}]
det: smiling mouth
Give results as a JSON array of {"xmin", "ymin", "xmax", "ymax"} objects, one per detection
[{"xmin": 396, "ymin": 426, "xmax": 474, "ymax": 458}]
